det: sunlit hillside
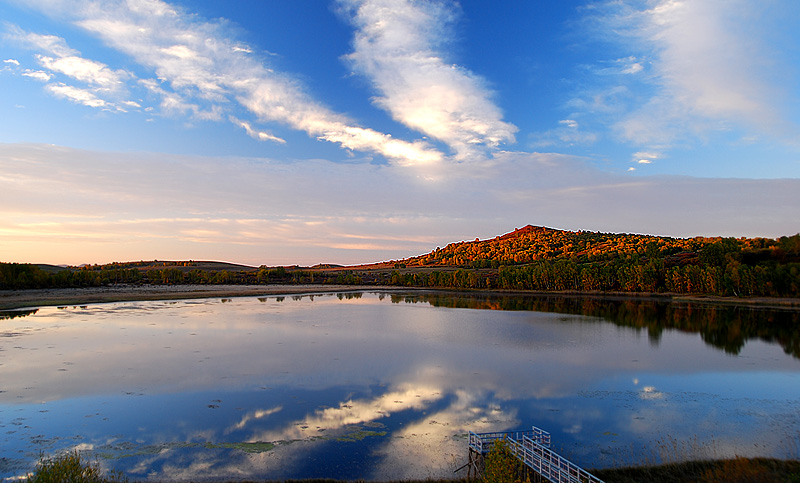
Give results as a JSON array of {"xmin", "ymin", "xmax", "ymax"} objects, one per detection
[
  {"xmin": 2, "ymin": 225, "xmax": 799, "ymax": 297},
  {"xmin": 398, "ymin": 225, "xmax": 799, "ymax": 268}
]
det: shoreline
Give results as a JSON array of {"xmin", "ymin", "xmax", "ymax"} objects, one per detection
[
  {"xmin": 2, "ymin": 284, "xmax": 800, "ymax": 311},
  {"xmin": 0, "ymin": 284, "xmax": 369, "ymax": 310}
]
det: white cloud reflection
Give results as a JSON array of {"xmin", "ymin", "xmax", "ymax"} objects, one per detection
[{"xmin": 3, "ymin": 295, "xmax": 799, "ymax": 480}]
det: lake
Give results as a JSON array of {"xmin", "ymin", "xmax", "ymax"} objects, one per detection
[{"xmin": 1, "ymin": 290, "xmax": 799, "ymax": 480}]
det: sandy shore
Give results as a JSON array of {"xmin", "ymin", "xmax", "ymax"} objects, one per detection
[
  {"xmin": 0, "ymin": 284, "xmax": 369, "ymax": 310},
  {"xmin": 2, "ymin": 284, "xmax": 799, "ymax": 311}
]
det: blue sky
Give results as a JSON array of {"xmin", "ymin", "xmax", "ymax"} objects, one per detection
[{"xmin": 1, "ymin": 0, "xmax": 799, "ymax": 266}]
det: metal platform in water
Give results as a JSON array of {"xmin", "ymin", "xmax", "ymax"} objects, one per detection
[{"xmin": 464, "ymin": 426, "xmax": 604, "ymax": 483}]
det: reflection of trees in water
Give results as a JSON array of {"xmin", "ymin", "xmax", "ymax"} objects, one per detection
[
  {"xmin": 0, "ymin": 308, "xmax": 38, "ymax": 320},
  {"xmin": 389, "ymin": 292, "xmax": 800, "ymax": 359}
]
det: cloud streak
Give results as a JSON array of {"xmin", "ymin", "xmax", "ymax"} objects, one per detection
[{"xmin": 340, "ymin": 0, "xmax": 517, "ymax": 160}]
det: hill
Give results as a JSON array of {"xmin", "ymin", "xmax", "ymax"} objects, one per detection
[
  {"xmin": 79, "ymin": 260, "xmax": 259, "ymax": 272},
  {"xmin": 2, "ymin": 226, "xmax": 799, "ymax": 297},
  {"xmin": 391, "ymin": 225, "xmax": 799, "ymax": 268},
  {"xmin": 353, "ymin": 225, "xmax": 800, "ymax": 297}
]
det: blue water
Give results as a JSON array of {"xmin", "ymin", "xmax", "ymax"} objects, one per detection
[{"xmin": 1, "ymin": 291, "xmax": 798, "ymax": 480}]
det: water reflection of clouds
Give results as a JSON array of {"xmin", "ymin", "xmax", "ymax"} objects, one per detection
[
  {"xmin": 2, "ymin": 293, "xmax": 799, "ymax": 480},
  {"xmin": 368, "ymin": 388, "xmax": 520, "ymax": 479},
  {"xmin": 249, "ymin": 385, "xmax": 443, "ymax": 440},
  {"xmin": 227, "ymin": 406, "xmax": 283, "ymax": 433}
]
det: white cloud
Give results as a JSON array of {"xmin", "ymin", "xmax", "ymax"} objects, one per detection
[
  {"xmin": 7, "ymin": 25, "xmax": 141, "ymax": 111},
  {"xmin": 620, "ymin": 62, "xmax": 643, "ymax": 75},
  {"xmin": 559, "ymin": 119, "xmax": 579, "ymax": 129},
  {"xmin": 51, "ymin": 0, "xmax": 443, "ymax": 166},
  {"xmin": 7, "ymin": 1, "xmax": 444, "ymax": 166},
  {"xmin": 22, "ymin": 69, "xmax": 53, "ymax": 81},
  {"xmin": 531, "ymin": 119, "xmax": 598, "ymax": 148},
  {"xmin": 3, "ymin": 58, "xmax": 20, "ymax": 65},
  {"xmin": 46, "ymin": 82, "xmax": 108, "ymax": 108},
  {"xmin": 230, "ymin": 116, "xmax": 285, "ymax": 144},
  {"xmin": 589, "ymin": 0, "xmax": 799, "ymax": 146},
  {"xmin": 340, "ymin": 0, "xmax": 517, "ymax": 160},
  {"xmin": 593, "ymin": 56, "xmax": 645, "ymax": 76},
  {"xmin": 36, "ymin": 54, "xmax": 129, "ymax": 89},
  {"xmin": 632, "ymin": 151, "xmax": 661, "ymax": 165},
  {"xmin": 10, "ymin": 27, "xmax": 78, "ymax": 57}
]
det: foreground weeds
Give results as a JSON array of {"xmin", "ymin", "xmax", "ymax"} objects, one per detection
[
  {"xmin": 590, "ymin": 457, "xmax": 800, "ymax": 483},
  {"xmin": 7, "ymin": 451, "xmax": 800, "ymax": 483},
  {"xmin": 21, "ymin": 451, "xmax": 126, "ymax": 483}
]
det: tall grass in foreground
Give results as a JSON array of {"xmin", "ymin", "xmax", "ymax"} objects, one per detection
[
  {"xmin": 9, "ymin": 448, "xmax": 800, "ymax": 483},
  {"xmin": 20, "ymin": 451, "xmax": 126, "ymax": 483},
  {"xmin": 591, "ymin": 458, "xmax": 800, "ymax": 483}
]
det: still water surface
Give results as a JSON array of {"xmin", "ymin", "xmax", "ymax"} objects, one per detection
[{"xmin": 1, "ymin": 291, "xmax": 799, "ymax": 480}]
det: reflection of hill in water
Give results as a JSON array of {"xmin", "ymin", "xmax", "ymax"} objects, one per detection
[
  {"xmin": 0, "ymin": 308, "xmax": 38, "ymax": 320},
  {"xmin": 388, "ymin": 292, "xmax": 800, "ymax": 359}
]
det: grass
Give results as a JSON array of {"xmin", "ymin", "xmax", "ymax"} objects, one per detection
[
  {"xmin": 590, "ymin": 457, "xmax": 800, "ymax": 482},
  {"xmin": 21, "ymin": 451, "xmax": 126, "ymax": 483},
  {"xmin": 10, "ymin": 451, "xmax": 800, "ymax": 483}
]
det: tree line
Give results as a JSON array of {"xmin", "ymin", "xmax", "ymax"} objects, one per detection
[
  {"xmin": 2, "ymin": 229, "xmax": 799, "ymax": 297},
  {"xmin": 0, "ymin": 263, "xmax": 365, "ymax": 290}
]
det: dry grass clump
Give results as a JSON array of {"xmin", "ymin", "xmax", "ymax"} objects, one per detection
[
  {"xmin": 590, "ymin": 457, "xmax": 800, "ymax": 483},
  {"xmin": 10, "ymin": 449, "xmax": 800, "ymax": 483},
  {"xmin": 22, "ymin": 451, "xmax": 126, "ymax": 483}
]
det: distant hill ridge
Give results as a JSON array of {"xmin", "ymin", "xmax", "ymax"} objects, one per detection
[
  {"xmin": 3, "ymin": 224, "xmax": 799, "ymax": 297},
  {"xmin": 394, "ymin": 224, "xmax": 799, "ymax": 268},
  {"xmin": 497, "ymin": 224, "xmax": 553, "ymax": 240}
]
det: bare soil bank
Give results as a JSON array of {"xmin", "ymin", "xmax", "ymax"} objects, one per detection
[
  {"xmin": 2, "ymin": 284, "xmax": 799, "ymax": 311},
  {"xmin": 0, "ymin": 284, "xmax": 367, "ymax": 310}
]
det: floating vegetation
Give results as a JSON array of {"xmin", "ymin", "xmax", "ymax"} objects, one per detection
[
  {"xmin": 205, "ymin": 442, "xmax": 275, "ymax": 453},
  {"xmin": 96, "ymin": 439, "xmax": 281, "ymax": 459},
  {"xmin": 362, "ymin": 421, "xmax": 386, "ymax": 429},
  {"xmin": 335, "ymin": 430, "xmax": 387, "ymax": 442}
]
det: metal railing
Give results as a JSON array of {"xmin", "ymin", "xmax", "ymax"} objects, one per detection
[
  {"xmin": 520, "ymin": 435, "xmax": 603, "ymax": 483},
  {"xmin": 468, "ymin": 426, "xmax": 603, "ymax": 483},
  {"xmin": 468, "ymin": 426, "xmax": 550, "ymax": 454}
]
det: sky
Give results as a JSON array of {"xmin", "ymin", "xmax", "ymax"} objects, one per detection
[{"xmin": 1, "ymin": 0, "xmax": 799, "ymax": 267}]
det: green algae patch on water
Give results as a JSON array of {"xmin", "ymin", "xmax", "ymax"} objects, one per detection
[
  {"xmin": 205, "ymin": 442, "xmax": 276, "ymax": 453},
  {"xmin": 334, "ymin": 430, "xmax": 387, "ymax": 442},
  {"xmin": 96, "ymin": 440, "xmax": 276, "ymax": 459}
]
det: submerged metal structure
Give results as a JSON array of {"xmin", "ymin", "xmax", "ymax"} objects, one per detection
[{"xmin": 464, "ymin": 426, "xmax": 604, "ymax": 483}]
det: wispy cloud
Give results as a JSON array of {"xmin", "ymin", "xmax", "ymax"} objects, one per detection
[
  {"xmin": 22, "ymin": 69, "xmax": 53, "ymax": 81},
  {"xmin": 530, "ymin": 118, "xmax": 598, "ymax": 148},
  {"xmin": 340, "ymin": 0, "xmax": 517, "ymax": 160},
  {"xmin": 46, "ymin": 82, "xmax": 109, "ymax": 108},
  {"xmin": 36, "ymin": 54, "xmax": 130, "ymax": 91},
  {"xmin": 230, "ymin": 116, "xmax": 285, "ymax": 144},
  {"xmin": 11, "ymin": 0, "xmax": 441, "ymax": 166},
  {"xmin": 9, "ymin": 27, "xmax": 77, "ymax": 57},
  {"xmin": 7, "ymin": 25, "xmax": 136, "ymax": 111},
  {"xmin": 585, "ymin": 0, "xmax": 799, "ymax": 147}
]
